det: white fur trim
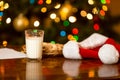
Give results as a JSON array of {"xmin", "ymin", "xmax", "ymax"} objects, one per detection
[
  {"xmin": 98, "ymin": 44, "xmax": 119, "ymax": 64},
  {"xmin": 63, "ymin": 41, "xmax": 82, "ymax": 59},
  {"xmin": 79, "ymin": 33, "xmax": 108, "ymax": 49}
]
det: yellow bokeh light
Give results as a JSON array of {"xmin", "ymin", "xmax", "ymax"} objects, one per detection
[
  {"xmin": 50, "ymin": 13, "xmax": 56, "ymax": 19},
  {"xmin": 59, "ymin": 1, "xmax": 73, "ymax": 20},
  {"xmin": 0, "ymin": 1, "xmax": 4, "ymax": 11},
  {"xmin": 46, "ymin": 0, "xmax": 52, "ymax": 4},
  {"xmin": 92, "ymin": 7, "xmax": 98, "ymax": 14},
  {"xmin": 62, "ymin": 7, "xmax": 69, "ymax": 14},
  {"xmin": 2, "ymin": 40, "xmax": 8, "ymax": 47},
  {"xmin": 13, "ymin": 14, "xmax": 29, "ymax": 31},
  {"xmin": 0, "ymin": 1, "xmax": 4, "ymax": 7},
  {"xmin": 4, "ymin": 3, "xmax": 9, "ymax": 9},
  {"xmin": 41, "ymin": 7, "xmax": 47, "ymax": 13},
  {"xmin": 54, "ymin": 3, "xmax": 61, "ymax": 9},
  {"xmin": 0, "ymin": 16, "xmax": 2, "ymax": 21},
  {"xmin": 54, "ymin": 17, "xmax": 60, "ymax": 23},
  {"xmin": 102, "ymin": 5, "xmax": 108, "ymax": 11},
  {"xmin": 80, "ymin": 10, "xmax": 87, "ymax": 17},
  {"xmin": 88, "ymin": 0, "xmax": 94, "ymax": 5},
  {"xmin": 68, "ymin": 16, "xmax": 77, "ymax": 23},
  {"xmin": 0, "ymin": 6, "xmax": 4, "ymax": 11},
  {"xmin": 0, "ymin": 1, "xmax": 9, "ymax": 11}
]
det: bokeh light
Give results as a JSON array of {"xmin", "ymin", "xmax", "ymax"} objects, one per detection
[
  {"xmin": 93, "ymin": 23, "xmax": 100, "ymax": 31},
  {"xmin": 100, "ymin": 10, "xmax": 105, "ymax": 16},
  {"xmin": 41, "ymin": 7, "xmax": 47, "ymax": 13},
  {"xmin": 54, "ymin": 17, "xmax": 60, "ymax": 23},
  {"xmin": 0, "ymin": 1, "xmax": 4, "ymax": 11},
  {"xmin": 80, "ymin": 10, "xmax": 87, "ymax": 17},
  {"xmin": 106, "ymin": 0, "xmax": 110, "ymax": 4},
  {"xmin": 59, "ymin": 2, "xmax": 72, "ymax": 20},
  {"xmin": 92, "ymin": 7, "xmax": 98, "ymax": 14},
  {"xmin": 60, "ymin": 7, "xmax": 69, "ymax": 20},
  {"xmin": 54, "ymin": 3, "xmax": 61, "ymax": 9},
  {"xmin": 50, "ymin": 41, "xmax": 56, "ymax": 44},
  {"xmin": 72, "ymin": 28, "xmax": 79, "ymax": 34},
  {"xmin": 87, "ymin": 13, "xmax": 93, "ymax": 20},
  {"xmin": 0, "ymin": 0, "xmax": 111, "ymax": 44},
  {"xmin": 6, "ymin": 17, "xmax": 11, "ymax": 24},
  {"xmin": 100, "ymin": 0, "xmax": 106, "ymax": 4},
  {"xmin": 29, "ymin": 0, "xmax": 35, "ymax": 4},
  {"xmin": 102, "ymin": 5, "xmax": 108, "ymax": 11},
  {"xmin": 60, "ymin": 30, "xmax": 66, "ymax": 37},
  {"xmin": 38, "ymin": 0, "xmax": 43, "ymax": 5},
  {"xmin": 0, "ymin": 1, "xmax": 9, "ymax": 22},
  {"xmin": 0, "ymin": 16, "xmax": 2, "ymax": 21},
  {"xmin": 68, "ymin": 16, "xmax": 77, "ymax": 23},
  {"xmin": 46, "ymin": 0, "xmax": 52, "ymax": 4},
  {"xmin": 2, "ymin": 40, "xmax": 8, "ymax": 47},
  {"xmin": 50, "ymin": 13, "xmax": 56, "ymax": 19},
  {"xmin": 34, "ymin": 20, "xmax": 40, "ymax": 27},
  {"xmin": 63, "ymin": 20, "xmax": 70, "ymax": 27},
  {"xmin": 4, "ymin": 3, "xmax": 9, "ymax": 9},
  {"xmin": 0, "ymin": 12, "xmax": 3, "ymax": 16},
  {"xmin": 88, "ymin": 0, "xmax": 94, "ymax": 5},
  {"xmin": 73, "ymin": 35, "xmax": 79, "ymax": 41},
  {"xmin": 67, "ymin": 34, "xmax": 73, "ymax": 40},
  {"xmin": 13, "ymin": 14, "xmax": 29, "ymax": 31}
]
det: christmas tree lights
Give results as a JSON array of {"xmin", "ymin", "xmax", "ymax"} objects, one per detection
[{"xmin": 1, "ymin": 0, "xmax": 120, "ymax": 45}]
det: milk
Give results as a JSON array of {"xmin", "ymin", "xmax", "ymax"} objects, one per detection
[{"xmin": 26, "ymin": 37, "xmax": 43, "ymax": 59}]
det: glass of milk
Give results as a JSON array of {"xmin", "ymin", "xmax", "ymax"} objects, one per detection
[{"xmin": 25, "ymin": 29, "xmax": 44, "ymax": 60}]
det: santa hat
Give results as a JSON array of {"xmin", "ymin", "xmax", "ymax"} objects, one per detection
[
  {"xmin": 63, "ymin": 39, "xmax": 120, "ymax": 64},
  {"xmin": 79, "ymin": 33, "xmax": 108, "ymax": 49}
]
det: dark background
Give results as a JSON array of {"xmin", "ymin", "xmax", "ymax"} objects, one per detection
[{"xmin": 0, "ymin": 0, "xmax": 120, "ymax": 45}]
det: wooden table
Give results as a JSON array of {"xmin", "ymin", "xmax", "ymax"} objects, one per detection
[{"xmin": 0, "ymin": 46, "xmax": 120, "ymax": 80}]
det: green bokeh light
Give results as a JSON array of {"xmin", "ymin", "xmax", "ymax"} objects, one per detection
[
  {"xmin": 63, "ymin": 20, "xmax": 70, "ymax": 27},
  {"xmin": 101, "ymin": 0, "xmax": 106, "ymax": 4}
]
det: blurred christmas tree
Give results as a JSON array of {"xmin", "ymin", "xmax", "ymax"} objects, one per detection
[{"xmin": 0, "ymin": 0, "xmax": 120, "ymax": 45}]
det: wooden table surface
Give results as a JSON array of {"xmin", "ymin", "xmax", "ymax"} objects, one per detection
[{"xmin": 0, "ymin": 46, "xmax": 120, "ymax": 80}]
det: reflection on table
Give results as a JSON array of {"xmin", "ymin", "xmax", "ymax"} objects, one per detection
[{"xmin": 0, "ymin": 57, "xmax": 120, "ymax": 80}]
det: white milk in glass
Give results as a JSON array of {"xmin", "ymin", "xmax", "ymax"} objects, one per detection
[{"xmin": 26, "ymin": 37, "xmax": 43, "ymax": 59}]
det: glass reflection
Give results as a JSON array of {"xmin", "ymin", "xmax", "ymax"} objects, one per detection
[{"xmin": 26, "ymin": 60, "xmax": 43, "ymax": 80}]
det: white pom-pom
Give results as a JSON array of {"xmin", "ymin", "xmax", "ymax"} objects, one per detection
[
  {"xmin": 98, "ymin": 44, "xmax": 119, "ymax": 64},
  {"xmin": 63, "ymin": 41, "xmax": 82, "ymax": 59}
]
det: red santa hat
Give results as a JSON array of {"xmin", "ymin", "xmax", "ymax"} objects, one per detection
[
  {"xmin": 79, "ymin": 33, "xmax": 108, "ymax": 49},
  {"xmin": 63, "ymin": 33, "xmax": 120, "ymax": 64}
]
